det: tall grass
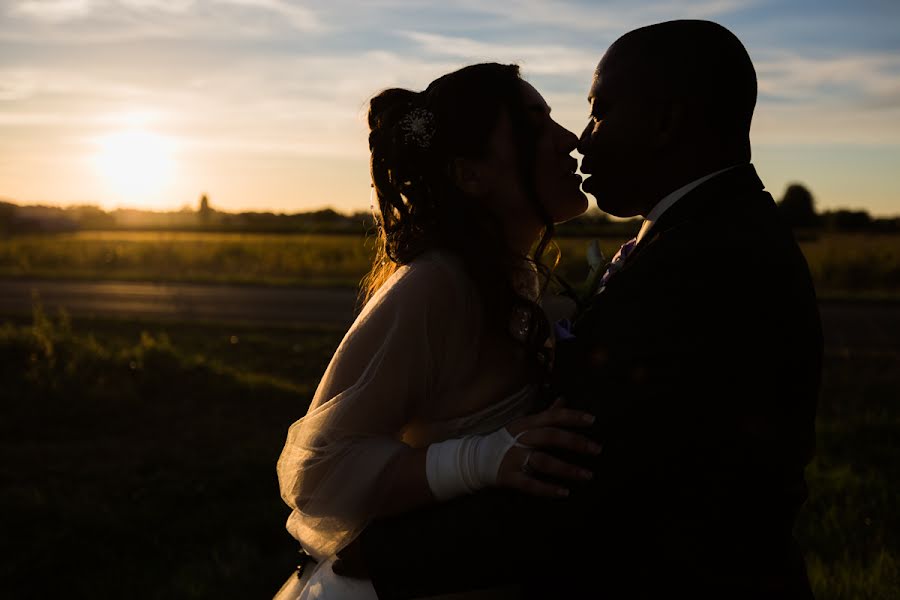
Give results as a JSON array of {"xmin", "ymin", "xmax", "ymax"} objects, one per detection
[
  {"xmin": 797, "ymin": 345, "xmax": 900, "ymax": 600},
  {"xmin": 0, "ymin": 231, "xmax": 375, "ymax": 287},
  {"xmin": 801, "ymin": 234, "xmax": 900, "ymax": 297}
]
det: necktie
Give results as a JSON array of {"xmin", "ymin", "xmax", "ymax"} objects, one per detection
[{"xmin": 598, "ymin": 237, "xmax": 637, "ymax": 287}]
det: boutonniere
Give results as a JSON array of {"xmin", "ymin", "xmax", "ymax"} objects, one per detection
[
  {"xmin": 551, "ymin": 239, "xmax": 611, "ymax": 331},
  {"xmin": 582, "ymin": 239, "xmax": 608, "ymax": 303}
]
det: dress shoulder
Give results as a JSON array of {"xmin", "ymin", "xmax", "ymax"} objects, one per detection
[{"xmin": 367, "ymin": 250, "xmax": 474, "ymax": 311}]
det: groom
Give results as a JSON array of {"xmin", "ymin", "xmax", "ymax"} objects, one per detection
[{"xmin": 345, "ymin": 20, "xmax": 822, "ymax": 599}]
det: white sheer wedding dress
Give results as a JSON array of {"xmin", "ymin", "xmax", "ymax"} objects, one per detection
[{"xmin": 274, "ymin": 250, "xmax": 540, "ymax": 600}]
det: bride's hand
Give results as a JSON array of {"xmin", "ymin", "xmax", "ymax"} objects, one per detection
[{"xmin": 498, "ymin": 398, "xmax": 601, "ymax": 498}]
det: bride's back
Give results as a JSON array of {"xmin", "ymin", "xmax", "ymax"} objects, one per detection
[{"xmin": 319, "ymin": 250, "xmax": 538, "ymax": 445}]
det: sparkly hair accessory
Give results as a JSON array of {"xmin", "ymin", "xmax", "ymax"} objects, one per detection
[{"xmin": 398, "ymin": 107, "xmax": 436, "ymax": 149}]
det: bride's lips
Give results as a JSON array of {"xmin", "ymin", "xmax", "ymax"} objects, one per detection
[
  {"xmin": 563, "ymin": 171, "xmax": 582, "ymax": 185},
  {"xmin": 561, "ymin": 158, "xmax": 581, "ymax": 183}
]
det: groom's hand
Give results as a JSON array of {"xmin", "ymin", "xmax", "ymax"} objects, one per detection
[{"xmin": 498, "ymin": 398, "xmax": 601, "ymax": 498}]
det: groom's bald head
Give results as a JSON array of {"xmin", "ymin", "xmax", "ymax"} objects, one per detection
[
  {"xmin": 603, "ymin": 19, "xmax": 757, "ymax": 143},
  {"xmin": 578, "ymin": 20, "xmax": 758, "ymax": 217}
]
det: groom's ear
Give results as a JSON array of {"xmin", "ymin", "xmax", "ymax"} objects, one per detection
[
  {"xmin": 451, "ymin": 157, "xmax": 487, "ymax": 196},
  {"xmin": 657, "ymin": 101, "xmax": 688, "ymax": 148}
]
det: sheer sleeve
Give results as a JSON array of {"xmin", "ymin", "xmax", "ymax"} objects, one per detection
[{"xmin": 276, "ymin": 253, "xmax": 481, "ymax": 560}]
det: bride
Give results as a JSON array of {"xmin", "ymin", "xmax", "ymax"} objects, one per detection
[{"xmin": 274, "ymin": 63, "xmax": 594, "ymax": 599}]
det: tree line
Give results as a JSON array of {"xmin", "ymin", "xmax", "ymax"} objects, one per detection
[
  {"xmin": 776, "ymin": 183, "xmax": 898, "ymax": 233},
  {"xmin": 1, "ymin": 185, "xmax": 897, "ymax": 236},
  {"xmin": 0, "ymin": 195, "xmax": 375, "ymax": 235}
]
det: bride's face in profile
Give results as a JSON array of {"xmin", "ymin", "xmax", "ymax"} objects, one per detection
[{"xmin": 468, "ymin": 81, "xmax": 588, "ymax": 236}]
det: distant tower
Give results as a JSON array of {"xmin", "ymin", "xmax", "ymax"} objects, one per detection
[{"xmin": 199, "ymin": 194, "xmax": 211, "ymax": 222}]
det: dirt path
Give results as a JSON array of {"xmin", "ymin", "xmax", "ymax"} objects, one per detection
[
  {"xmin": 1, "ymin": 279, "xmax": 897, "ymax": 353},
  {"xmin": 0, "ymin": 279, "xmax": 358, "ymax": 327}
]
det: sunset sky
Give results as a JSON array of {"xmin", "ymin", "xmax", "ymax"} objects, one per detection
[{"xmin": 1, "ymin": 0, "xmax": 898, "ymax": 216}]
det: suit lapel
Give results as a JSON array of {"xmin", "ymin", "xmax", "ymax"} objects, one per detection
[{"xmin": 605, "ymin": 163, "xmax": 764, "ymax": 280}]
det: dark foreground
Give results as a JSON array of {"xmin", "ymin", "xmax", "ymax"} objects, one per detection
[{"xmin": 0, "ymin": 299, "xmax": 897, "ymax": 599}]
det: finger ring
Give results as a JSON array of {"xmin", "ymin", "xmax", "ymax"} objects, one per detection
[
  {"xmin": 512, "ymin": 430, "xmax": 530, "ymax": 448},
  {"xmin": 522, "ymin": 450, "xmax": 536, "ymax": 476}
]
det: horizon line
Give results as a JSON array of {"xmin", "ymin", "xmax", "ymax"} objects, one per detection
[{"xmin": 2, "ymin": 196, "xmax": 898, "ymax": 221}]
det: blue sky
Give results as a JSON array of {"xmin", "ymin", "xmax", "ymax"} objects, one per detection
[{"xmin": 1, "ymin": 0, "xmax": 898, "ymax": 215}]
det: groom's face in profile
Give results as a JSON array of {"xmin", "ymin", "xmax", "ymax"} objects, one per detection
[{"xmin": 578, "ymin": 45, "xmax": 664, "ymax": 218}]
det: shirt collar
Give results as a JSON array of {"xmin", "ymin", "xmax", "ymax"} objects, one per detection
[{"xmin": 636, "ymin": 164, "xmax": 742, "ymax": 243}]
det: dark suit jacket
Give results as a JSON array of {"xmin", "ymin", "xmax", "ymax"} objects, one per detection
[{"xmin": 358, "ymin": 164, "xmax": 823, "ymax": 599}]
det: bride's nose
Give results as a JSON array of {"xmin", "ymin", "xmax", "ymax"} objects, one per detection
[{"xmin": 556, "ymin": 122, "xmax": 578, "ymax": 153}]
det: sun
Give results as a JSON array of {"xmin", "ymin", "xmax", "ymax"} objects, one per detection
[{"xmin": 92, "ymin": 128, "xmax": 177, "ymax": 207}]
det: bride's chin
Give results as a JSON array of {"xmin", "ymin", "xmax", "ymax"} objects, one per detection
[
  {"xmin": 552, "ymin": 192, "xmax": 590, "ymax": 223},
  {"xmin": 562, "ymin": 176, "xmax": 588, "ymax": 201}
]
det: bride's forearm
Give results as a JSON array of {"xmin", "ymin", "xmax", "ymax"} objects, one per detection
[
  {"xmin": 374, "ymin": 427, "xmax": 521, "ymax": 518},
  {"xmin": 368, "ymin": 408, "xmax": 596, "ymax": 519},
  {"xmin": 371, "ymin": 446, "xmax": 436, "ymax": 518}
]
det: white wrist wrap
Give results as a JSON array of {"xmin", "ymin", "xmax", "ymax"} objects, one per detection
[{"xmin": 425, "ymin": 428, "xmax": 519, "ymax": 501}]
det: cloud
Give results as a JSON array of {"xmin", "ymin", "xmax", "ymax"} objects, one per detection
[
  {"xmin": 451, "ymin": 0, "xmax": 758, "ymax": 33},
  {"xmin": 119, "ymin": 0, "xmax": 196, "ymax": 11},
  {"xmin": 5, "ymin": 32, "xmax": 898, "ymax": 161},
  {"xmin": 753, "ymin": 104, "xmax": 900, "ymax": 145},
  {"xmin": 402, "ymin": 31, "xmax": 596, "ymax": 76},
  {"xmin": 0, "ymin": 50, "xmax": 465, "ymax": 160},
  {"xmin": 756, "ymin": 52, "xmax": 900, "ymax": 108},
  {"xmin": 0, "ymin": 69, "xmax": 40, "ymax": 101},
  {"xmin": 748, "ymin": 51, "xmax": 900, "ymax": 143},
  {"xmin": 1, "ymin": 0, "xmax": 898, "ymax": 212},
  {"xmin": 11, "ymin": 0, "xmax": 93, "ymax": 22},
  {"xmin": 0, "ymin": 65, "xmax": 151, "ymax": 104},
  {"xmin": 2, "ymin": 0, "xmax": 324, "ymax": 40},
  {"xmin": 215, "ymin": 0, "xmax": 323, "ymax": 32}
]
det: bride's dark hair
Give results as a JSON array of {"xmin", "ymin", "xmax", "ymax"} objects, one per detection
[{"xmin": 362, "ymin": 62, "xmax": 555, "ymax": 361}]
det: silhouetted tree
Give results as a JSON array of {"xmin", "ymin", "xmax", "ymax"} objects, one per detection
[
  {"xmin": 777, "ymin": 183, "xmax": 819, "ymax": 228},
  {"xmin": 871, "ymin": 217, "xmax": 900, "ymax": 233},
  {"xmin": 73, "ymin": 205, "xmax": 115, "ymax": 229},
  {"xmin": 821, "ymin": 210, "xmax": 873, "ymax": 232}
]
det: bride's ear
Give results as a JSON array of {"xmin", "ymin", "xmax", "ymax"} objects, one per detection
[{"xmin": 451, "ymin": 157, "xmax": 487, "ymax": 197}]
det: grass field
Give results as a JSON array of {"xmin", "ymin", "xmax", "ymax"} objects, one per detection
[
  {"xmin": 2, "ymin": 230, "xmax": 900, "ymax": 297},
  {"xmin": 0, "ymin": 231, "xmax": 376, "ymax": 288},
  {"xmin": 1, "ymin": 306, "xmax": 897, "ymax": 599},
  {"xmin": 1, "ymin": 229, "xmax": 898, "ymax": 597},
  {"xmin": 0, "ymin": 308, "xmax": 343, "ymax": 598}
]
